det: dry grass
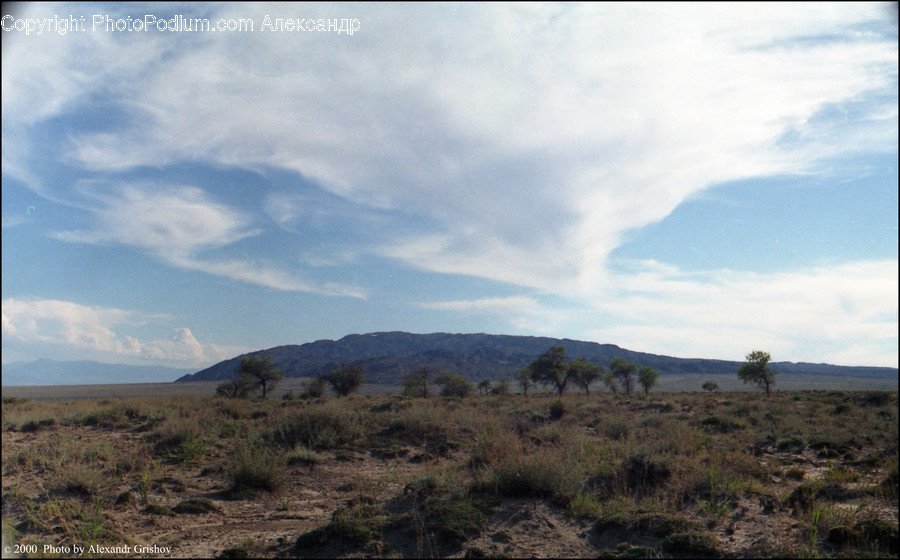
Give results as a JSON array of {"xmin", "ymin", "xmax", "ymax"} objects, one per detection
[{"xmin": 2, "ymin": 390, "xmax": 897, "ymax": 557}]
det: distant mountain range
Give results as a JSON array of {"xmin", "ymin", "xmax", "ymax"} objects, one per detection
[
  {"xmin": 2, "ymin": 359, "xmax": 194, "ymax": 386},
  {"xmin": 176, "ymin": 332, "xmax": 898, "ymax": 385}
]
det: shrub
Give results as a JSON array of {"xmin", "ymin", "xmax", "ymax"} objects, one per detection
[
  {"xmin": 226, "ymin": 442, "xmax": 286, "ymax": 498},
  {"xmin": 661, "ymin": 531, "xmax": 720, "ymax": 557},
  {"xmin": 266, "ymin": 403, "xmax": 365, "ymax": 450},
  {"xmin": 326, "ymin": 364, "xmax": 366, "ymax": 397},
  {"xmin": 172, "ymin": 497, "xmax": 220, "ymax": 514},
  {"xmin": 435, "ymin": 372, "xmax": 474, "ymax": 398},
  {"xmin": 621, "ymin": 452, "xmax": 671, "ymax": 493}
]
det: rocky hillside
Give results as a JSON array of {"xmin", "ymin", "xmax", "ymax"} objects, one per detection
[{"xmin": 175, "ymin": 332, "xmax": 897, "ymax": 384}]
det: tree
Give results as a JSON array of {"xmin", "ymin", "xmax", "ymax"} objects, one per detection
[
  {"xmin": 216, "ymin": 376, "xmax": 253, "ymax": 399},
  {"xmin": 493, "ymin": 376, "xmax": 513, "ymax": 396},
  {"xmin": 326, "ymin": 363, "xmax": 366, "ymax": 397},
  {"xmin": 737, "ymin": 350, "xmax": 778, "ymax": 397},
  {"xmin": 434, "ymin": 371, "xmax": 473, "ymax": 398},
  {"xmin": 601, "ymin": 368, "xmax": 618, "ymax": 394},
  {"xmin": 569, "ymin": 358, "xmax": 601, "ymax": 395},
  {"xmin": 516, "ymin": 368, "xmax": 532, "ymax": 397},
  {"xmin": 477, "ymin": 379, "xmax": 492, "ymax": 396},
  {"xmin": 237, "ymin": 354, "xmax": 283, "ymax": 399},
  {"xmin": 702, "ymin": 381, "xmax": 719, "ymax": 393},
  {"xmin": 403, "ymin": 367, "xmax": 431, "ymax": 398},
  {"xmin": 528, "ymin": 345, "xmax": 572, "ymax": 396},
  {"xmin": 609, "ymin": 357, "xmax": 637, "ymax": 395},
  {"xmin": 301, "ymin": 376, "xmax": 327, "ymax": 399},
  {"xmin": 638, "ymin": 366, "xmax": 660, "ymax": 395}
]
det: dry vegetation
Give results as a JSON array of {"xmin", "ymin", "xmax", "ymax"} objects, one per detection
[{"xmin": 2, "ymin": 390, "xmax": 897, "ymax": 558}]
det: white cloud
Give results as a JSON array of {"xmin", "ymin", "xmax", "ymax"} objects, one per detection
[
  {"xmin": 55, "ymin": 182, "xmax": 366, "ymax": 297},
  {"xmin": 589, "ymin": 259, "xmax": 899, "ymax": 367},
  {"xmin": 1, "ymin": 298, "xmax": 245, "ymax": 367},
  {"xmin": 15, "ymin": 3, "xmax": 887, "ymax": 295},
  {"xmin": 2, "ymin": 4, "xmax": 896, "ymax": 366}
]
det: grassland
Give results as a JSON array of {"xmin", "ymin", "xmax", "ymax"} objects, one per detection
[{"xmin": 2, "ymin": 389, "xmax": 897, "ymax": 558}]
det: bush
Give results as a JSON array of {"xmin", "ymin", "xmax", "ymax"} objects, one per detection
[
  {"xmin": 435, "ymin": 372, "xmax": 474, "ymax": 398},
  {"xmin": 226, "ymin": 442, "xmax": 286, "ymax": 498},
  {"xmin": 266, "ymin": 403, "xmax": 365, "ymax": 450},
  {"xmin": 326, "ymin": 364, "xmax": 366, "ymax": 397}
]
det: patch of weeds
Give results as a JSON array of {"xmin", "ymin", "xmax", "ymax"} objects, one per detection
[
  {"xmin": 857, "ymin": 392, "xmax": 891, "ymax": 407},
  {"xmin": 831, "ymin": 403, "xmax": 853, "ymax": 415},
  {"xmin": 604, "ymin": 542, "xmax": 660, "ymax": 558},
  {"xmin": 548, "ymin": 399, "xmax": 566, "ymax": 420},
  {"xmin": 422, "ymin": 492, "xmax": 498, "ymax": 547},
  {"xmin": 699, "ymin": 415, "xmax": 745, "ymax": 433},
  {"xmin": 20, "ymin": 418, "xmax": 57, "ymax": 432},
  {"xmin": 114, "ymin": 491, "xmax": 135, "ymax": 509},
  {"xmin": 602, "ymin": 419, "xmax": 631, "ymax": 440},
  {"xmin": 775, "ymin": 434, "xmax": 805, "ymax": 452},
  {"xmin": 784, "ymin": 467, "xmax": 805, "ymax": 481},
  {"xmin": 823, "ymin": 465, "xmax": 860, "ymax": 484},
  {"xmin": 295, "ymin": 504, "xmax": 385, "ymax": 549},
  {"xmin": 225, "ymin": 442, "xmax": 286, "ymax": 499},
  {"xmin": 143, "ymin": 503, "xmax": 175, "ymax": 516},
  {"xmin": 567, "ymin": 493, "xmax": 603, "ymax": 519},
  {"xmin": 830, "ymin": 518, "xmax": 899, "ymax": 555},
  {"xmin": 286, "ymin": 445, "xmax": 325, "ymax": 466},
  {"xmin": 622, "ymin": 452, "xmax": 671, "ymax": 493},
  {"xmin": 266, "ymin": 403, "xmax": 365, "ymax": 450},
  {"xmin": 53, "ymin": 464, "xmax": 105, "ymax": 498},
  {"xmin": 219, "ymin": 538, "xmax": 257, "ymax": 559},
  {"xmin": 167, "ymin": 434, "xmax": 206, "ymax": 463},
  {"xmin": 173, "ymin": 497, "xmax": 221, "ymax": 514},
  {"xmin": 661, "ymin": 530, "xmax": 720, "ymax": 557},
  {"xmin": 334, "ymin": 449, "xmax": 360, "ymax": 462}
]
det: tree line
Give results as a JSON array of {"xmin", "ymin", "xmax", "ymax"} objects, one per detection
[{"xmin": 217, "ymin": 347, "xmax": 779, "ymax": 399}]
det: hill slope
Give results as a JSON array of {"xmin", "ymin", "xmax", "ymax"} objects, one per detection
[{"xmin": 175, "ymin": 332, "xmax": 897, "ymax": 384}]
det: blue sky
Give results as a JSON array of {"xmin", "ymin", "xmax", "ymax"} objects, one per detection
[{"xmin": 2, "ymin": 3, "xmax": 897, "ymax": 376}]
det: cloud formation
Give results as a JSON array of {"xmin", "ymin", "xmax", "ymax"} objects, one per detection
[
  {"xmin": 2, "ymin": 3, "xmax": 896, "ymax": 368},
  {"xmin": 1, "ymin": 298, "xmax": 245, "ymax": 367},
  {"xmin": 6, "ymin": 4, "xmax": 893, "ymax": 294}
]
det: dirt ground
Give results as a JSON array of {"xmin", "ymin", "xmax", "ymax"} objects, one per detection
[{"xmin": 2, "ymin": 391, "xmax": 898, "ymax": 559}]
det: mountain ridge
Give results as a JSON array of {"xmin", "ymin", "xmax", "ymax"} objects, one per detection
[{"xmin": 175, "ymin": 331, "xmax": 897, "ymax": 385}]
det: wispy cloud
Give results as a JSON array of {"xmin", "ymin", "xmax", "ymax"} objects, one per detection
[
  {"xmin": 590, "ymin": 259, "xmax": 899, "ymax": 367},
  {"xmin": 54, "ymin": 182, "xmax": 366, "ymax": 297},
  {"xmin": 4, "ymin": 4, "xmax": 887, "ymax": 298},
  {"xmin": 1, "ymin": 297, "xmax": 245, "ymax": 367}
]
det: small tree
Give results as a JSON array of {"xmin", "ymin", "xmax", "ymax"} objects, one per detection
[
  {"xmin": 702, "ymin": 381, "xmax": 719, "ymax": 393},
  {"xmin": 301, "ymin": 376, "xmax": 327, "ymax": 399},
  {"xmin": 493, "ymin": 376, "xmax": 513, "ymax": 396},
  {"xmin": 403, "ymin": 367, "xmax": 431, "ymax": 398},
  {"xmin": 638, "ymin": 366, "xmax": 660, "ymax": 395},
  {"xmin": 609, "ymin": 357, "xmax": 637, "ymax": 395},
  {"xmin": 477, "ymin": 379, "xmax": 492, "ymax": 396},
  {"xmin": 326, "ymin": 363, "xmax": 366, "ymax": 397},
  {"xmin": 516, "ymin": 368, "xmax": 532, "ymax": 397},
  {"xmin": 434, "ymin": 371, "xmax": 473, "ymax": 398},
  {"xmin": 738, "ymin": 350, "xmax": 778, "ymax": 397},
  {"xmin": 528, "ymin": 345, "xmax": 571, "ymax": 396},
  {"xmin": 238, "ymin": 354, "xmax": 283, "ymax": 399},
  {"xmin": 569, "ymin": 358, "xmax": 601, "ymax": 395},
  {"xmin": 601, "ymin": 368, "xmax": 618, "ymax": 394},
  {"xmin": 216, "ymin": 376, "xmax": 253, "ymax": 399}
]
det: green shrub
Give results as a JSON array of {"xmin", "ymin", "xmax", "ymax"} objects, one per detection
[
  {"xmin": 661, "ymin": 531, "xmax": 720, "ymax": 557},
  {"xmin": 267, "ymin": 403, "xmax": 365, "ymax": 450},
  {"xmin": 172, "ymin": 497, "xmax": 220, "ymax": 514},
  {"xmin": 226, "ymin": 442, "xmax": 286, "ymax": 498}
]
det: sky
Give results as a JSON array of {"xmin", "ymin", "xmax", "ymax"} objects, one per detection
[{"xmin": 2, "ymin": 2, "xmax": 898, "ymax": 378}]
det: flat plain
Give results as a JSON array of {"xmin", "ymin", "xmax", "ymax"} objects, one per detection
[{"xmin": 2, "ymin": 387, "xmax": 897, "ymax": 558}]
